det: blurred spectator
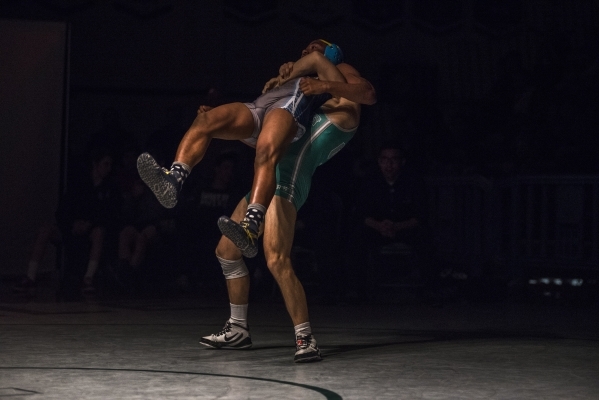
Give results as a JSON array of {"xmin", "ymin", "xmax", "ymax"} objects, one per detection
[
  {"xmin": 15, "ymin": 148, "xmax": 121, "ymax": 299},
  {"xmin": 13, "ymin": 222, "xmax": 62, "ymax": 295},
  {"xmin": 348, "ymin": 140, "xmax": 435, "ymax": 299},
  {"xmin": 56, "ymin": 147, "xmax": 122, "ymax": 299},
  {"xmin": 176, "ymin": 151, "xmax": 246, "ymax": 289},
  {"xmin": 115, "ymin": 150, "xmax": 176, "ymax": 289}
]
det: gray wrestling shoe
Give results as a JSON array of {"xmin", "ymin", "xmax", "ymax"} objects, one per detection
[
  {"xmin": 217, "ymin": 216, "xmax": 259, "ymax": 258},
  {"xmin": 294, "ymin": 334, "xmax": 322, "ymax": 363},
  {"xmin": 137, "ymin": 152, "xmax": 180, "ymax": 209},
  {"xmin": 200, "ymin": 320, "xmax": 252, "ymax": 349}
]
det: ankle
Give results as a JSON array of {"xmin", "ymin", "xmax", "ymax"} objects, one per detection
[{"xmin": 244, "ymin": 203, "xmax": 265, "ymax": 233}]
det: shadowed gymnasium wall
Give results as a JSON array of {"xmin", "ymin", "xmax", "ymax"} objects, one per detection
[{"xmin": 0, "ymin": 20, "xmax": 67, "ymax": 275}]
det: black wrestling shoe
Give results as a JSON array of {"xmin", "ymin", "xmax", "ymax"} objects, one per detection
[
  {"xmin": 294, "ymin": 334, "xmax": 322, "ymax": 363},
  {"xmin": 137, "ymin": 152, "xmax": 180, "ymax": 209},
  {"xmin": 217, "ymin": 216, "xmax": 259, "ymax": 258},
  {"xmin": 199, "ymin": 320, "xmax": 252, "ymax": 349}
]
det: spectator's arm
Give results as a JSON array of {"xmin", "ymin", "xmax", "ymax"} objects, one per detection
[{"xmin": 393, "ymin": 217, "xmax": 420, "ymax": 233}]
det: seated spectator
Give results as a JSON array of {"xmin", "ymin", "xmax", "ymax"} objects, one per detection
[
  {"xmin": 175, "ymin": 151, "xmax": 246, "ymax": 289},
  {"xmin": 117, "ymin": 179, "xmax": 174, "ymax": 274},
  {"xmin": 348, "ymin": 141, "xmax": 435, "ymax": 298},
  {"xmin": 115, "ymin": 153, "xmax": 176, "ymax": 287},
  {"xmin": 56, "ymin": 147, "xmax": 121, "ymax": 298},
  {"xmin": 13, "ymin": 223, "xmax": 62, "ymax": 294},
  {"xmin": 16, "ymin": 147, "xmax": 121, "ymax": 299}
]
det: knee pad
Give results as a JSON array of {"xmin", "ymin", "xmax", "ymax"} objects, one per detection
[{"xmin": 217, "ymin": 256, "xmax": 249, "ymax": 279}]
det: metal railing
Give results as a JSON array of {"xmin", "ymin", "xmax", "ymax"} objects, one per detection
[{"xmin": 425, "ymin": 175, "xmax": 599, "ymax": 278}]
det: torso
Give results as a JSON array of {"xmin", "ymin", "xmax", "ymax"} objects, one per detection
[{"xmin": 320, "ymin": 96, "xmax": 360, "ymax": 130}]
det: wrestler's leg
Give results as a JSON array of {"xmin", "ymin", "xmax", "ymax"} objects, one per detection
[
  {"xmin": 218, "ymin": 108, "xmax": 297, "ymax": 257},
  {"xmin": 263, "ymin": 196, "xmax": 307, "ymax": 325},
  {"xmin": 138, "ymin": 102, "xmax": 254, "ymax": 208},
  {"xmin": 242, "ymin": 54, "xmax": 343, "ymax": 227},
  {"xmin": 175, "ymin": 102, "xmax": 255, "ymax": 168},
  {"xmin": 233, "ymin": 108, "xmax": 295, "ymax": 245},
  {"xmin": 215, "ymin": 197, "xmax": 249, "ymax": 305},
  {"xmin": 200, "ymin": 197, "xmax": 252, "ymax": 349},
  {"xmin": 263, "ymin": 196, "xmax": 321, "ymax": 362},
  {"xmin": 249, "ymin": 108, "xmax": 296, "ymax": 208}
]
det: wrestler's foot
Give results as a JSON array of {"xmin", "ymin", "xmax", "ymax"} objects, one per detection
[
  {"xmin": 217, "ymin": 216, "xmax": 259, "ymax": 258},
  {"xmin": 137, "ymin": 152, "xmax": 180, "ymax": 208},
  {"xmin": 294, "ymin": 334, "xmax": 322, "ymax": 363},
  {"xmin": 199, "ymin": 319, "xmax": 252, "ymax": 349}
]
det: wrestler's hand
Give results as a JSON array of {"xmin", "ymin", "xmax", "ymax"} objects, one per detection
[
  {"xmin": 197, "ymin": 105, "xmax": 213, "ymax": 114},
  {"xmin": 298, "ymin": 77, "xmax": 328, "ymax": 95},
  {"xmin": 278, "ymin": 62, "xmax": 294, "ymax": 80},
  {"xmin": 262, "ymin": 76, "xmax": 282, "ymax": 94}
]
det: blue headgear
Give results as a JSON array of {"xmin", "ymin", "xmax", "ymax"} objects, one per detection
[{"xmin": 320, "ymin": 39, "xmax": 344, "ymax": 65}]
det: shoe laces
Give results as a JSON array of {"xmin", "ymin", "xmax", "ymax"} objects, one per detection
[
  {"xmin": 217, "ymin": 321, "xmax": 233, "ymax": 336},
  {"xmin": 296, "ymin": 334, "xmax": 312, "ymax": 349},
  {"xmin": 240, "ymin": 220, "xmax": 258, "ymax": 245}
]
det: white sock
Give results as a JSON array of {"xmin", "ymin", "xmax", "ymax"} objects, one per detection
[
  {"xmin": 294, "ymin": 322, "xmax": 312, "ymax": 337},
  {"xmin": 229, "ymin": 303, "xmax": 248, "ymax": 328},
  {"xmin": 27, "ymin": 261, "xmax": 38, "ymax": 281},
  {"xmin": 84, "ymin": 260, "xmax": 100, "ymax": 280}
]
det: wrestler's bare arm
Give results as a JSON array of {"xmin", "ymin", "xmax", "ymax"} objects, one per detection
[
  {"xmin": 303, "ymin": 63, "xmax": 376, "ymax": 106},
  {"xmin": 283, "ymin": 51, "xmax": 346, "ymax": 83},
  {"xmin": 265, "ymin": 56, "xmax": 376, "ymax": 106},
  {"xmin": 262, "ymin": 51, "xmax": 345, "ymax": 93}
]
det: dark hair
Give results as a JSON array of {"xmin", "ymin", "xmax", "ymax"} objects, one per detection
[
  {"xmin": 89, "ymin": 146, "xmax": 113, "ymax": 165},
  {"xmin": 379, "ymin": 140, "xmax": 405, "ymax": 156}
]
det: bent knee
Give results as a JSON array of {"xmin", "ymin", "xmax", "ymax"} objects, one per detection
[
  {"xmin": 215, "ymin": 237, "xmax": 242, "ymax": 261},
  {"xmin": 254, "ymin": 144, "xmax": 282, "ymax": 167},
  {"xmin": 266, "ymin": 255, "xmax": 294, "ymax": 278}
]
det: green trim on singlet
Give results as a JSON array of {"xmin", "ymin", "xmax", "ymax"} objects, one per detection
[
  {"xmin": 277, "ymin": 113, "xmax": 356, "ymax": 210},
  {"xmin": 245, "ymin": 112, "xmax": 356, "ymax": 211}
]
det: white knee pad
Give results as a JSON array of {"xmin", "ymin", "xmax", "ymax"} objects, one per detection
[{"xmin": 217, "ymin": 256, "xmax": 249, "ymax": 279}]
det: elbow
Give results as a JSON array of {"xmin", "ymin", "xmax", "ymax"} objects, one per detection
[
  {"xmin": 364, "ymin": 88, "xmax": 377, "ymax": 105},
  {"xmin": 310, "ymin": 51, "xmax": 328, "ymax": 66}
]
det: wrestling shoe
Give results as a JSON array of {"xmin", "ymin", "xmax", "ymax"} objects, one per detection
[
  {"xmin": 137, "ymin": 152, "xmax": 180, "ymax": 209},
  {"xmin": 294, "ymin": 334, "xmax": 322, "ymax": 363},
  {"xmin": 199, "ymin": 320, "xmax": 252, "ymax": 349},
  {"xmin": 217, "ymin": 216, "xmax": 259, "ymax": 258}
]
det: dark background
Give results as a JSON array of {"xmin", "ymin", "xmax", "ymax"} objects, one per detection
[
  {"xmin": 1, "ymin": 0, "xmax": 598, "ymax": 302},
  {"xmin": 2, "ymin": 0, "xmax": 597, "ymax": 173}
]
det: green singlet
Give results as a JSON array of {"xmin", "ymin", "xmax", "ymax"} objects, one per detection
[{"xmin": 246, "ymin": 111, "xmax": 357, "ymax": 211}]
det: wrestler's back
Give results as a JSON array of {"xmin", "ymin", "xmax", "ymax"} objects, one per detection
[{"xmin": 320, "ymin": 96, "xmax": 360, "ymax": 131}]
